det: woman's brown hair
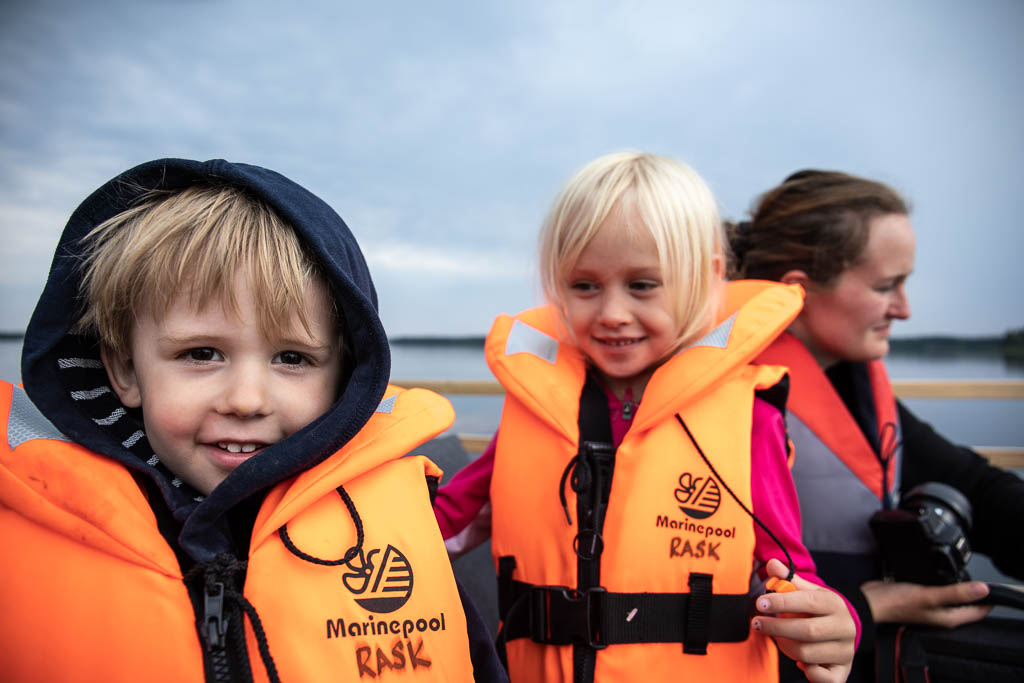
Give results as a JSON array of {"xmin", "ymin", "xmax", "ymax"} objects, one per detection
[{"xmin": 727, "ymin": 170, "xmax": 909, "ymax": 285}]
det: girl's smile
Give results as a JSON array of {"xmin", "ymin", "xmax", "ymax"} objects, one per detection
[{"xmin": 563, "ymin": 209, "xmax": 676, "ymax": 400}]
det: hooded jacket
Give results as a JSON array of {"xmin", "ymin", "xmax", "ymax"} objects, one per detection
[{"xmin": 0, "ymin": 159, "xmax": 496, "ymax": 682}]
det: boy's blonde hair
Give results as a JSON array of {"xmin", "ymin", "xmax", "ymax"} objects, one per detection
[
  {"xmin": 539, "ymin": 151, "xmax": 724, "ymax": 352},
  {"xmin": 74, "ymin": 184, "xmax": 339, "ymax": 361}
]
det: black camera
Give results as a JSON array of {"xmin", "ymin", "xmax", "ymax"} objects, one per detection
[{"xmin": 869, "ymin": 482, "xmax": 973, "ymax": 585}]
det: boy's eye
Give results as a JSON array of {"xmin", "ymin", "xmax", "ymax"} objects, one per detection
[
  {"xmin": 274, "ymin": 350, "xmax": 307, "ymax": 366},
  {"xmin": 183, "ymin": 347, "xmax": 222, "ymax": 362}
]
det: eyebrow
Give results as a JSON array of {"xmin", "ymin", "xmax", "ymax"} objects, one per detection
[{"xmin": 158, "ymin": 333, "xmax": 334, "ymax": 353}]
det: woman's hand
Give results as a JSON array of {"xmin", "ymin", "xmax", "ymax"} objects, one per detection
[
  {"xmin": 861, "ymin": 578, "xmax": 992, "ymax": 628},
  {"xmin": 753, "ymin": 558, "xmax": 856, "ymax": 683}
]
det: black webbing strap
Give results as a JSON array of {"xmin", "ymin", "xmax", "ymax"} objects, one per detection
[
  {"xmin": 497, "ymin": 556, "xmax": 518, "ymax": 619},
  {"xmin": 574, "ymin": 372, "xmax": 615, "ymax": 683},
  {"xmin": 578, "ymin": 371, "xmax": 613, "ymax": 444},
  {"xmin": 500, "ymin": 578, "xmax": 751, "ymax": 647},
  {"xmin": 684, "ymin": 573, "xmax": 713, "ymax": 654}
]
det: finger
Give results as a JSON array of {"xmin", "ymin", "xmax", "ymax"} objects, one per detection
[
  {"xmin": 763, "ymin": 557, "xmax": 824, "ymax": 593},
  {"xmin": 930, "ymin": 603, "xmax": 993, "ymax": 629},
  {"xmin": 765, "ymin": 557, "xmax": 790, "ymax": 580},
  {"xmin": 757, "ymin": 587, "xmax": 840, "ymax": 617},
  {"xmin": 800, "ymin": 662, "xmax": 846, "ymax": 683},
  {"xmin": 755, "ymin": 607, "xmax": 854, "ymax": 647},
  {"xmin": 928, "ymin": 580, "xmax": 989, "ymax": 607}
]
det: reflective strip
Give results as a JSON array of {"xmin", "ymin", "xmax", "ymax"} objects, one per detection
[
  {"xmin": 146, "ymin": 454, "xmax": 160, "ymax": 466},
  {"xmin": 376, "ymin": 395, "xmax": 397, "ymax": 414},
  {"xmin": 70, "ymin": 386, "xmax": 110, "ymax": 401},
  {"xmin": 682, "ymin": 312, "xmax": 737, "ymax": 351},
  {"xmin": 8, "ymin": 386, "xmax": 71, "ymax": 448},
  {"xmin": 505, "ymin": 319, "xmax": 558, "ymax": 364},
  {"xmin": 93, "ymin": 407, "xmax": 125, "ymax": 426},
  {"xmin": 122, "ymin": 430, "xmax": 144, "ymax": 448},
  {"xmin": 58, "ymin": 357, "xmax": 105, "ymax": 370}
]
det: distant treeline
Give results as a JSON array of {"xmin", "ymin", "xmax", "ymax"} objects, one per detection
[
  {"xmin": 389, "ymin": 335, "xmax": 485, "ymax": 347},
  {"xmin": 889, "ymin": 328, "xmax": 1024, "ymax": 359},
  {"xmin": 388, "ymin": 331, "xmax": 1024, "ymax": 357}
]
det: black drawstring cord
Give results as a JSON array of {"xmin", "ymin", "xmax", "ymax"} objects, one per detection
[
  {"xmin": 878, "ymin": 421, "xmax": 901, "ymax": 510},
  {"xmin": 279, "ymin": 484, "xmax": 364, "ymax": 565},
  {"xmin": 185, "ymin": 554, "xmax": 282, "ymax": 683},
  {"xmin": 558, "ymin": 454, "xmax": 593, "ymax": 526},
  {"xmin": 675, "ymin": 414, "xmax": 796, "ymax": 582}
]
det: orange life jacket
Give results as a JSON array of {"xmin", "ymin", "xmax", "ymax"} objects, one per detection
[
  {"xmin": 487, "ymin": 281, "xmax": 804, "ymax": 683},
  {"xmin": 0, "ymin": 381, "xmax": 475, "ymax": 683},
  {"xmin": 755, "ymin": 333, "xmax": 900, "ymax": 558}
]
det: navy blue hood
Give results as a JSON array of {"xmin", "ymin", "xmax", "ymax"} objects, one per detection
[{"xmin": 21, "ymin": 158, "xmax": 391, "ymax": 560}]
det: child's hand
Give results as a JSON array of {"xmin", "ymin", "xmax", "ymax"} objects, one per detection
[{"xmin": 753, "ymin": 558, "xmax": 856, "ymax": 683}]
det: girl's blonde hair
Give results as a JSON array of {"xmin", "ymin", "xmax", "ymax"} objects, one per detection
[
  {"xmin": 74, "ymin": 183, "xmax": 338, "ymax": 361},
  {"xmin": 539, "ymin": 151, "xmax": 723, "ymax": 351}
]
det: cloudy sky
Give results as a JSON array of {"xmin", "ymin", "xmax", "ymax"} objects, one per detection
[{"xmin": 2, "ymin": 0, "xmax": 1021, "ymax": 338}]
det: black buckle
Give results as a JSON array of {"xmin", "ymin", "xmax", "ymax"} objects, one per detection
[{"xmin": 529, "ymin": 586, "xmax": 608, "ymax": 650}]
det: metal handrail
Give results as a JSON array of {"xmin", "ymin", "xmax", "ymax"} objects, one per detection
[{"xmin": 393, "ymin": 378, "xmax": 1024, "ymax": 467}]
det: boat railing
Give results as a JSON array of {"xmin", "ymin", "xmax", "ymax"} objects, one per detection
[{"xmin": 393, "ymin": 378, "xmax": 1024, "ymax": 469}]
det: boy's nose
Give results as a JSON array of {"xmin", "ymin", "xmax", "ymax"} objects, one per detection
[{"xmin": 219, "ymin": 365, "xmax": 271, "ymax": 418}]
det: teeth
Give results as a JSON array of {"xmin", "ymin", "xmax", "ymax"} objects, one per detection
[{"xmin": 218, "ymin": 442, "xmax": 260, "ymax": 454}]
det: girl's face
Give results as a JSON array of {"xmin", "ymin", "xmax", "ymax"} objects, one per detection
[
  {"xmin": 563, "ymin": 212, "xmax": 676, "ymax": 399},
  {"xmin": 790, "ymin": 212, "xmax": 915, "ymax": 367}
]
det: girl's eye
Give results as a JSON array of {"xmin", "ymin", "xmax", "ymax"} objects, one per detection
[
  {"xmin": 275, "ymin": 351, "xmax": 307, "ymax": 366},
  {"xmin": 631, "ymin": 280, "xmax": 659, "ymax": 292},
  {"xmin": 570, "ymin": 281, "xmax": 597, "ymax": 293},
  {"xmin": 183, "ymin": 347, "xmax": 222, "ymax": 362}
]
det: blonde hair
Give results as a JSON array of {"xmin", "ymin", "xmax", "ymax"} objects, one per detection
[
  {"xmin": 539, "ymin": 151, "xmax": 723, "ymax": 352},
  {"xmin": 74, "ymin": 184, "xmax": 338, "ymax": 360}
]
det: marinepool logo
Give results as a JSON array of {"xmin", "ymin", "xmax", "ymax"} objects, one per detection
[
  {"xmin": 674, "ymin": 471, "xmax": 721, "ymax": 519},
  {"xmin": 342, "ymin": 544, "xmax": 414, "ymax": 613}
]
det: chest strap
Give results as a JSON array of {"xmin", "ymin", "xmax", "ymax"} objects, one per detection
[{"xmin": 498, "ymin": 577, "xmax": 752, "ymax": 650}]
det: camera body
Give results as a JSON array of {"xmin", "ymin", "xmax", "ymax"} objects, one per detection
[{"xmin": 869, "ymin": 482, "xmax": 973, "ymax": 585}]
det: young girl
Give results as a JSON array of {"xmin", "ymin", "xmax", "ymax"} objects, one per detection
[{"xmin": 434, "ymin": 152, "xmax": 858, "ymax": 683}]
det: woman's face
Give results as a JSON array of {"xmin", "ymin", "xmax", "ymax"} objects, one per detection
[{"xmin": 790, "ymin": 213, "xmax": 916, "ymax": 367}]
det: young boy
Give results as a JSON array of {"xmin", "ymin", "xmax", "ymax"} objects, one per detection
[{"xmin": 0, "ymin": 158, "xmax": 505, "ymax": 682}]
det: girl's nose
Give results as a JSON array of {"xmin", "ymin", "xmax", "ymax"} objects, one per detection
[{"xmin": 597, "ymin": 290, "xmax": 631, "ymax": 327}]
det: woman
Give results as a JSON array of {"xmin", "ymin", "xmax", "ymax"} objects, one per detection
[{"xmin": 728, "ymin": 170, "xmax": 1024, "ymax": 682}]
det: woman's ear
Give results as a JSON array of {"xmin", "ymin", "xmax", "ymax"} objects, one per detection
[
  {"xmin": 100, "ymin": 345, "xmax": 142, "ymax": 408},
  {"xmin": 779, "ymin": 269, "xmax": 811, "ymax": 288}
]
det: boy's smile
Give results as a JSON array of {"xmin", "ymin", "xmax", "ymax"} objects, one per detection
[{"xmin": 102, "ymin": 275, "xmax": 342, "ymax": 495}]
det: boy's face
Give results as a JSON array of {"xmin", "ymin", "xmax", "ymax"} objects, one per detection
[{"xmin": 103, "ymin": 275, "xmax": 342, "ymax": 495}]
